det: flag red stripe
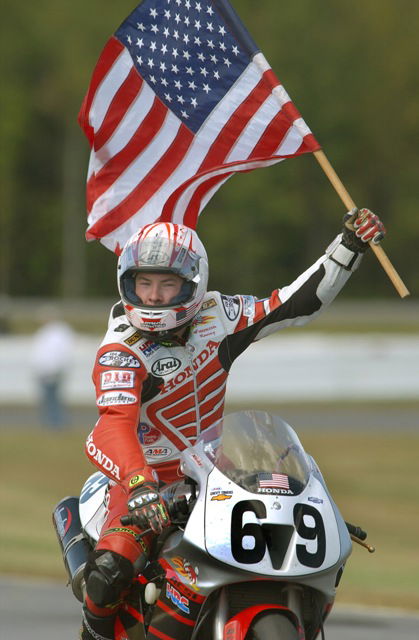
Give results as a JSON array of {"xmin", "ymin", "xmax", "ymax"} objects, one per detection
[
  {"xmin": 281, "ymin": 100, "xmax": 304, "ymax": 125},
  {"xmin": 86, "ymin": 97, "xmax": 168, "ymax": 213},
  {"xmin": 93, "ymin": 68, "xmax": 143, "ymax": 151},
  {"xmin": 263, "ymin": 68, "xmax": 282, "ymax": 92},
  {"xmin": 248, "ymin": 110, "xmax": 298, "ymax": 159},
  {"xmin": 301, "ymin": 133, "xmax": 320, "ymax": 152},
  {"xmin": 197, "ymin": 78, "xmax": 271, "ymax": 172},
  {"xmin": 86, "ymin": 124, "xmax": 194, "ymax": 239},
  {"xmin": 78, "ymin": 37, "xmax": 125, "ymax": 147},
  {"xmin": 182, "ymin": 171, "xmax": 234, "ymax": 228}
]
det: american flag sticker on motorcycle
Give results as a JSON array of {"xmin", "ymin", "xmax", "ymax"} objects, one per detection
[{"xmin": 258, "ymin": 472, "xmax": 290, "ymax": 489}]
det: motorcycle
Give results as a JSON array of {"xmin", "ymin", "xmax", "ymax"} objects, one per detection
[{"xmin": 53, "ymin": 410, "xmax": 373, "ymax": 639}]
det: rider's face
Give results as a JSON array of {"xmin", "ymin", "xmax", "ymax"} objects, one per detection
[{"xmin": 135, "ymin": 272, "xmax": 184, "ymax": 306}]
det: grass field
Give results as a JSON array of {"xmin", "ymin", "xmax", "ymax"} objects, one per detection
[{"xmin": 0, "ymin": 425, "xmax": 418, "ymax": 611}]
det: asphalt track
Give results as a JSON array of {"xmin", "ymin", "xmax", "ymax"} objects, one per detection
[{"xmin": 1, "ymin": 577, "xmax": 418, "ymax": 640}]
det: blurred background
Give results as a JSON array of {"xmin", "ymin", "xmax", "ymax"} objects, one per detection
[{"xmin": 0, "ymin": 0, "xmax": 418, "ymax": 618}]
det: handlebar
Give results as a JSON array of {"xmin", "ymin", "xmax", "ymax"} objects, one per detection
[
  {"xmin": 120, "ymin": 492, "xmax": 191, "ymax": 532},
  {"xmin": 120, "ymin": 514, "xmax": 136, "ymax": 526},
  {"xmin": 345, "ymin": 521, "xmax": 367, "ymax": 541},
  {"xmin": 346, "ymin": 521, "xmax": 375, "ymax": 553}
]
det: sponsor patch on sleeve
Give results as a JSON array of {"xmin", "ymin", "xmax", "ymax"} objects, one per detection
[
  {"xmin": 242, "ymin": 295, "xmax": 256, "ymax": 318},
  {"xmin": 97, "ymin": 391, "xmax": 137, "ymax": 406},
  {"xmin": 100, "ymin": 370, "xmax": 135, "ymax": 390},
  {"xmin": 124, "ymin": 331, "xmax": 142, "ymax": 346},
  {"xmin": 201, "ymin": 298, "xmax": 217, "ymax": 310},
  {"xmin": 98, "ymin": 351, "xmax": 141, "ymax": 368},
  {"xmin": 221, "ymin": 295, "xmax": 240, "ymax": 321}
]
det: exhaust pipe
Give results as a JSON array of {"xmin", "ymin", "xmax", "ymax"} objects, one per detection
[{"xmin": 52, "ymin": 496, "xmax": 91, "ymax": 602}]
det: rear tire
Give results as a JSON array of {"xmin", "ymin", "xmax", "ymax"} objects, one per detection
[{"xmin": 246, "ymin": 611, "xmax": 299, "ymax": 639}]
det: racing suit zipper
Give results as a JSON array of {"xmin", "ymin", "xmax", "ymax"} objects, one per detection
[{"xmin": 186, "ymin": 342, "xmax": 201, "ymax": 437}]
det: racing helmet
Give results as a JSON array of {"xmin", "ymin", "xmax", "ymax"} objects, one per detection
[{"xmin": 117, "ymin": 222, "xmax": 209, "ymax": 337}]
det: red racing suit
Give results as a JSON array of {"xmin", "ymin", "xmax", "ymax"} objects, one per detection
[{"xmin": 86, "ymin": 245, "xmax": 355, "ymax": 564}]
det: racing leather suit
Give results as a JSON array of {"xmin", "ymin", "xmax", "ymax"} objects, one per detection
[
  {"xmin": 87, "ymin": 244, "xmax": 358, "ymax": 489},
  {"xmin": 82, "ymin": 241, "xmax": 358, "ymax": 637}
]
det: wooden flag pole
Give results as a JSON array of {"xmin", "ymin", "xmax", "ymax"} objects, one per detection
[{"xmin": 313, "ymin": 150, "xmax": 410, "ymax": 298}]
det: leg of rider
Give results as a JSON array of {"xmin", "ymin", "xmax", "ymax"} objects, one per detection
[{"xmin": 80, "ymin": 483, "xmax": 153, "ymax": 640}]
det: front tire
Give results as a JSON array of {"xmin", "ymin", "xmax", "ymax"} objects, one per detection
[{"xmin": 246, "ymin": 612, "xmax": 299, "ymax": 639}]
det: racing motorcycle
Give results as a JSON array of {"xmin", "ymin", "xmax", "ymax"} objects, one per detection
[{"xmin": 53, "ymin": 410, "xmax": 374, "ymax": 639}]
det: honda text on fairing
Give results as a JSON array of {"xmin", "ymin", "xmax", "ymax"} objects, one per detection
[{"xmin": 53, "ymin": 410, "xmax": 373, "ymax": 640}]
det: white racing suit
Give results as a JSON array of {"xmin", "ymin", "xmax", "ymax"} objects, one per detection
[
  {"xmin": 81, "ymin": 237, "xmax": 360, "ymax": 639},
  {"xmin": 87, "ymin": 237, "xmax": 359, "ymax": 491}
]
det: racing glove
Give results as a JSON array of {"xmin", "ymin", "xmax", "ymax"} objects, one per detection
[
  {"xmin": 127, "ymin": 482, "xmax": 170, "ymax": 535},
  {"xmin": 342, "ymin": 207, "xmax": 386, "ymax": 252}
]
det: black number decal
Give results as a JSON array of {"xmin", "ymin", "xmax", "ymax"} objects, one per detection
[
  {"xmin": 231, "ymin": 500, "xmax": 267, "ymax": 564},
  {"xmin": 293, "ymin": 503, "xmax": 326, "ymax": 568},
  {"xmin": 230, "ymin": 500, "xmax": 294, "ymax": 569}
]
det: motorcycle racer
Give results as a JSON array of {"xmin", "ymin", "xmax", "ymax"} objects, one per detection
[{"xmin": 81, "ymin": 209, "xmax": 385, "ymax": 640}]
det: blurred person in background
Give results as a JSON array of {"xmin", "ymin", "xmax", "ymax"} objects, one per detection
[
  {"xmin": 31, "ymin": 307, "xmax": 75, "ymax": 429},
  {"xmin": 80, "ymin": 208, "xmax": 385, "ymax": 640}
]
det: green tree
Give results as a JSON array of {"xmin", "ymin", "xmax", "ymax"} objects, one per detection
[{"xmin": 1, "ymin": 1, "xmax": 417, "ymax": 299}]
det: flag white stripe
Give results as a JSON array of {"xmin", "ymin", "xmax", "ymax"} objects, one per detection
[
  {"xmin": 170, "ymin": 157, "xmax": 281, "ymax": 222},
  {"xmin": 88, "ymin": 110, "xmax": 180, "ymax": 225},
  {"xmin": 253, "ymin": 52, "xmax": 293, "ymax": 107},
  {"xmin": 87, "ymin": 148, "xmax": 97, "ymax": 182},
  {"xmin": 89, "ymin": 49, "xmax": 133, "ymax": 131},
  {"xmin": 172, "ymin": 174, "xmax": 233, "ymax": 224},
  {"xmin": 275, "ymin": 123, "xmax": 304, "ymax": 156},
  {"xmin": 293, "ymin": 117, "xmax": 312, "ymax": 138},
  {"xmin": 226, "ymin": 92, "xmax": 283, "ymax": 163},
  {"xmin": 94, "ymin": 81, "xmax": 156, "ymax": 168}
]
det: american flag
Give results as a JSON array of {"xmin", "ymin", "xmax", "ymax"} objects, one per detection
[
  {"xmin": 258, "ymin": 472, "xmax": 290, "ymax": 490},
  {"xmin": 79, "ymin": 0, "xmax": 320, "ymax": 253}
]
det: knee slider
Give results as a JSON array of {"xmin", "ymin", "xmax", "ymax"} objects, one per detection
[{"xmin": 85, "ymin": 550, "xmax": 134, "ymax": 608}]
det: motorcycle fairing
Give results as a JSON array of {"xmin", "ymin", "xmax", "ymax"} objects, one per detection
[
  {"xmin": 223, "ymin": 604, "xmax": 303, "ymax": 640},
  {"xmin": 202, "ymin": 465, "xmax": 345, "ymax": 578},
  {"xmin": 75, "ymin": 410, "xmax": 352, "ymax": 640},
  {"xmin": 147, "ymin": 576, "xmax": 206, "ymax": 640}
]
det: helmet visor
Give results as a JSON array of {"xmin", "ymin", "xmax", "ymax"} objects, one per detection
[{"xmin": 120, "ymin": 269, "xmax": 196, "ymax": 309}]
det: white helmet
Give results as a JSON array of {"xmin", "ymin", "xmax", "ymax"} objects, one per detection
[{"xmin": 117, "ymin": 223, "xmax": 208, "ymax": 338}]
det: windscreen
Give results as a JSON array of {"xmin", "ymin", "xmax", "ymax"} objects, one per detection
[{"xmin": 197, "ymin": 410, "xmax": 311, "ymax": 495}]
